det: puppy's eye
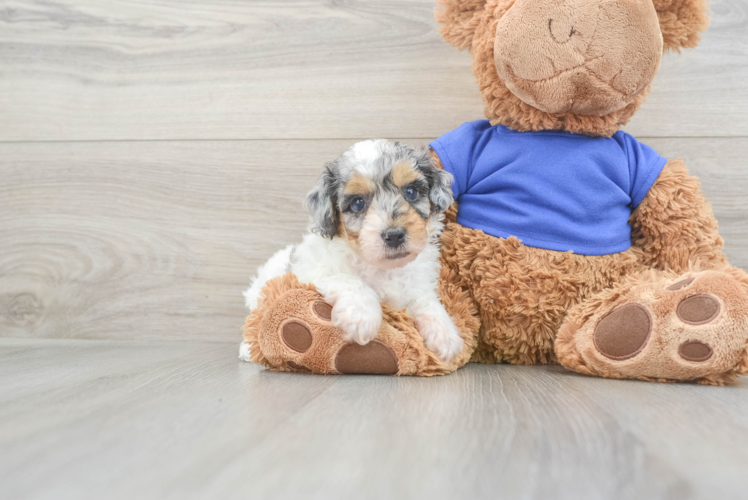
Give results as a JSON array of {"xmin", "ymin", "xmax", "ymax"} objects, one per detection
[
  {"xmin": 404, "ymin": 186, "xmax": 419, "ymax": 202},
  {"xmin": 351, "ymin": 197, "xmax": 366, "ymax": 212}
]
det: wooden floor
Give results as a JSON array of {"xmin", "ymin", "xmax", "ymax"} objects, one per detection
[
  {"xmin": 2, "ymin": 338, "xmax": 748, "ymax": 500},
  {"xmin": 2, "ymin": 0, "xmax": 748, "ymax": 498}
]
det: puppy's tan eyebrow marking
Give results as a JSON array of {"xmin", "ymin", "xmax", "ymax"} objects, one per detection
[
  {"xmin": 343, "ymin": 173, "xmax": 375, "ymax": 194},
  {"xmin": 394, "ymin": 204, "xmax": 428, "ymax": 243},
  {"xmin": 392, "ymin": 162, "xmax": 420, "ymax": 187}
]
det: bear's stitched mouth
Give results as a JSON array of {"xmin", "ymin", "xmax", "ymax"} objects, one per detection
[
  {"xmin": 507, "ymin": 55, "xmax": 605, "ymax": 85},
  {"xmin": 502, "ymin": 53, "xmax": 633, "ymax": 114}
]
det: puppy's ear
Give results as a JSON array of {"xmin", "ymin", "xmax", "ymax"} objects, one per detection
[
  {"xmin": 416, "ymin": 149, "xmax": 454, "ymax": 214},
  {"xmin": 303, "ymin": 165, "xmax": 339, "ymax": 239}
]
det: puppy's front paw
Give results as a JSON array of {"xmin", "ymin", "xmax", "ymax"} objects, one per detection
[
  {"xmin": 331, "ymin": 296, "xmax": 382, "ymax": 345},
  {"xmin": 417, "ymin": 315, "xmax": 463, "ymax": 362},
  {"xmin": 238, "ymin": 340, "xmax": 253, "ymax": 362}
]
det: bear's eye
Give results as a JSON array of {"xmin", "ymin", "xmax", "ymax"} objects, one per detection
[
  {"xmin": 404, "ymin": 186, "xmax": 419, "ymax": 202},
  {"xmin": 351, "ymin": 197, "xmax": 366, "ymax": 213}
]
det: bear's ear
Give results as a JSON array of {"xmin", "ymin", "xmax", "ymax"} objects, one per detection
[
  {"xmin": 653, "ymin": 0, "xmax": 710, "ymax": 52},
  {"xmin": 435, "ymin": 0, "xmax": 489, "ymax": 50}
]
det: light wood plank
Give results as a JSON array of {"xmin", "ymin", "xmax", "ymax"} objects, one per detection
[
  {"xmin": 0, "ymin": 139, "xmax": 337, "ymax": 342},
  {"xmin": 0, "ymin": 0, "xmax": 746, "ymax": 141},
  {"xmin": 647, "ymin": 137, "xmax": 748, "ymax": 257},
  {"xmin": 627, "ymin": 0, "xmax": 748, "ymax": 137},
  {"xmin": 2, "ymin": 138, "xmax": 747, "ymax": 342},
  {"xmin": 1, "ymin": 338, "xmax": 747, "ymax": 500}
]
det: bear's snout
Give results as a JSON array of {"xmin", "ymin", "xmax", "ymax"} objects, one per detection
[{"xmin": 494, "ymin": 0, "xmax": 663, "ymax": 116}]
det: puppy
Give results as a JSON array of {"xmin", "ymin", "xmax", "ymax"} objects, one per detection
[{"xmin": 242, "ymin": 140, "xmax": 464, "ymax": 362}]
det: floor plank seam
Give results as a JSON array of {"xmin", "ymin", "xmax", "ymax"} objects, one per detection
[{"xmin": 1, "ymin": 136, "xmax": 747, "ymax": 145}]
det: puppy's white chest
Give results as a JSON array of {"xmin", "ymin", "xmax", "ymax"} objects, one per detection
[
  {"xmin": 354, "ymin": 264, "xmax": 425, "ymax": 310},
  {"xmin": 369, "ymin": 276, "xmax": 411, "ymax": 309}
]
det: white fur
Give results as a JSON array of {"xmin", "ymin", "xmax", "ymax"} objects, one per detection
[
  {"xmin": 238, "ymin": 340, "xmax": 252, "ymax": 362},
  {"xmin": 242, "ymin": 139, "xmax": 462, "ymax": 363},
  {"xmin": 243, "ymin": 216, "xmax": 463, "ymax": 362},
  {"xmin": 243, "ymin": 244, "xmax": 294, "ymax": 311},
  {"xmin": 347, "ymin": 139, "xmax": 388, "ymax": 178}
]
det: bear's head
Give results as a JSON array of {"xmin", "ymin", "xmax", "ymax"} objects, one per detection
[{"xmin": 436, "ymin": 0, "xmax": 709, "ymax": 136}]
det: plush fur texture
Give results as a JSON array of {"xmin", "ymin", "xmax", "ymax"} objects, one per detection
[
  {"xmin": 653, "ymin": 0, "xmax": 710, "ymax": 52},
  {"xmin": 630, "ymin": 158, "xmax": 728, "ymax": 272},
  {"xmin": 243, "ymin": 0, "xmax": 748, "ymax": 385},
  {"xmin": 439, "ymin": 201, "xmax": 643, "ymax": 365},
  {"xmin": 493, "ymin": 0, "xmax": 663, "ymax": 116}
]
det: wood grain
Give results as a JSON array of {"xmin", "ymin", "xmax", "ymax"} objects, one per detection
[
  {"xmin": 0, "ymin": 0, "xmax": 746, "ymax": 141},
  {"xmin": 1, "ymin": 138, "xmax": 746, "ymax": 342},
  {"xmin": 1, "ymin": 338, "xmax": 747, "ymax": 500},
  {"xmin": 2, "ymin": 2, "xmax": 748, "ymax": 497}
]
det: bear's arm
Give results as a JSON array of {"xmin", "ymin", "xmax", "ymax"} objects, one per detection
[{"xmin": 630, "ymin": 158, "xmax": 728, "ymax": 272}]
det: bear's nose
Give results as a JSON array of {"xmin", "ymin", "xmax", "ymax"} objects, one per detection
[{"xmin": 382, "ymin": 227, "xmax": 407, "ymax": 248}]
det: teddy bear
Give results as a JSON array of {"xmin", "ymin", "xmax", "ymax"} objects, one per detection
[{"xmin": 243, "ymin": 0, "xmax": 748, "ymax": 385}]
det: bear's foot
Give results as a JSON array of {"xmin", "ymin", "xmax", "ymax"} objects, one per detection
[
  {"xmin": 557, "ymin": 270, "xmax": 748, "ymax": 385},
  {"xmin": 241, "ymin": 273, "xmax": 452, "ymax": 376}
]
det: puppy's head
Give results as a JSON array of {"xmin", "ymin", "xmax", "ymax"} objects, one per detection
[{"xmin": 304, "ymin": 140, "xmax": 454, "ymax": 269}]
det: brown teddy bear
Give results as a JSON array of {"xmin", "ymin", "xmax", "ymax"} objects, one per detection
[{"xmin": 243, "ymin": 0, "xmax": 748, "ymax": 385}]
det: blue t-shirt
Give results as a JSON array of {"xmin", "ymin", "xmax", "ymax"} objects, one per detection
[{"xmin": 430, "ymin": 120, "xmax": 668, "ymax": 255}]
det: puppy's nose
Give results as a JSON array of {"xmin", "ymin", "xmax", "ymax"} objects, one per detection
[{"xmin": 382, "ymin": 227, "xmax": 407, "ymax": 248}]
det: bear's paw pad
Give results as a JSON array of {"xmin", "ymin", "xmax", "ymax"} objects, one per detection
[
  {"xmin": 560, "ymin": 270, "xmax": 748, "ymax": 384},
  {"xmin": 334, "ymin": 340, "xmax": 399, "ymax": 375}
]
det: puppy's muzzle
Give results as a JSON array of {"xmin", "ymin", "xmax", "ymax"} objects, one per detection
[{"xmin": 382, "ymin": 226, "xmax": 407, "ymax": 249}]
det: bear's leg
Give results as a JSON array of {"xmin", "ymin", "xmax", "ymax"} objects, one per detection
[
  {"xmin": 556, "ymin": 268, "xmax": 748, "ymax": 385},
  {"xmin": 241, "ymin": 270, "xmax": 479, "ymax": 376}
]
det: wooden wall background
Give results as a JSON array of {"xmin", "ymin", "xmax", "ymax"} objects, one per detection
[{"xmin": 1, "ymin": 0, "xmax": 747, "ymax": 343}]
